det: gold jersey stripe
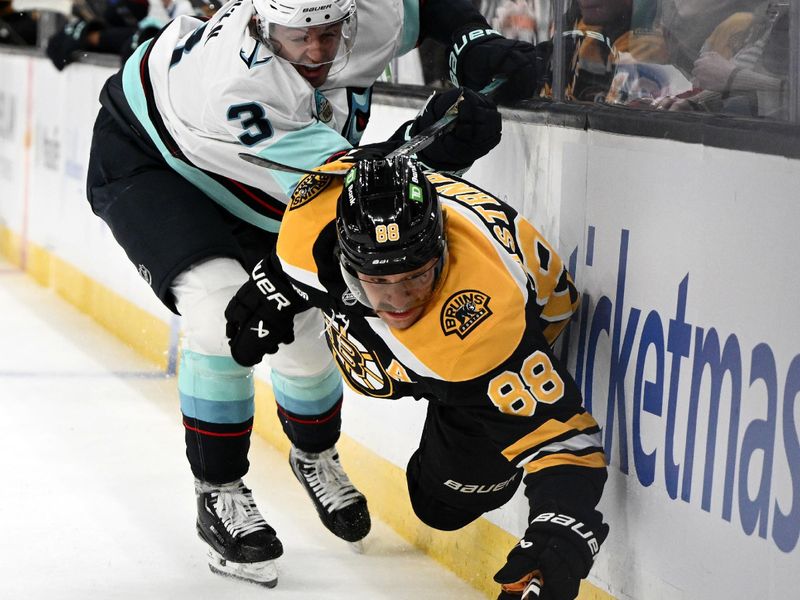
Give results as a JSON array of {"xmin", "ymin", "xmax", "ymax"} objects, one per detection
[
  {"xmin": 543, "ymin": 321, "xmax": 569, "ymax": 346},
  {"xmin": 540, "ymin": 290, "xmax": 577, "ymax": 320},
  {"xmin": 502, "ymin": 411, "xmax": 601, "ymax": 461},
  {"xmin": 523, "ymin": 451, "xmax": 607, "ymax": 474}
]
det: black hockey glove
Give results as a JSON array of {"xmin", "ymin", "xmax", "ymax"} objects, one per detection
[
  {"xmin": 224, "ymin": 258, "xmax": 309, "ymax": 367},
  {"xmin": 407, "ymin": 86, "xmax": 501, "ymax": 172},
  {"xmin": 449, "ymin": 26, "xmax": 547, "ymax": 104},
  {"xmin": 46, "ymin": 19, "xmax": 103, "ymax": 71},
  {"xmin": 494, "ymin": 508, "xmax": 609, "ymax": 600}
]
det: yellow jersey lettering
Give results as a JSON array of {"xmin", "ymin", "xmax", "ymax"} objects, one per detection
[
  {"xmin": 473, "ymin": 206, "xmax": 509, "ymax": 224},
  {"xmin": 455, "ymin": 191, "xmax": 500, "ymax": 206},
  {"xmin": 493, "ymin": 225, "xmax": 516, "ymax": 252},
  {"xmin": 427, "ymin": 173, "xmax": 454, "ymax": 185}
]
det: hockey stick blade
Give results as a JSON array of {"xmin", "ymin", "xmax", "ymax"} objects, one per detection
[{"xmin": 239, "ymin": 153, "xmax": 348, "ymax": 177}]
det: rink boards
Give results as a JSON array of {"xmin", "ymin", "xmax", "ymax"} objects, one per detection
[{"xmin": 1, "ymin": 50, "xmax": 798, "ymax": 600}]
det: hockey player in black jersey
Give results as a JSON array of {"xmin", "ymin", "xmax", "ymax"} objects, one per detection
[
  {"xmin": 86, "ymin": 0, "xmax": 551, "ymax": 587},
  {"xmin": 225, "ymin": 157, "xmax": 610, "ymax": 599}
]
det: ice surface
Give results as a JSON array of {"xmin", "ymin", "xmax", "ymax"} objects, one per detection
[{"xmin": 0, "ymin": 261, "xmax": 485, "ymax": 600}]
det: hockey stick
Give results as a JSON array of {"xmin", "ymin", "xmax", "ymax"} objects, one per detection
[
  {"xmin": 239, "ymin": 152, "xmax": 325, "ymax": 176},
  {"xmin": 238, "ymin": 77, "xmax": 507, "ymax": 178}
]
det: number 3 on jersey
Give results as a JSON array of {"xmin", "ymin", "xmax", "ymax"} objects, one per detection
[
  {"xmin": 487, "ymin": 350, "xmax": 564, "ymax": 416},
  {"xmin": 228, "ymin": 102, "xmax": 273, "ymax": 146}
]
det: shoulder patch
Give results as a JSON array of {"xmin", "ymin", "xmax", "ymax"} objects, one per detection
[
  {"xmin": 289, "ymin": 173, "xmax": 332, "ymax": 210},
  {"xmin": 323, "ymin": 312, "xmax": 394, "ymax": 397},
  {"xmin": 440, "ymin": 290, "xmax": 493, "ymax": 339}
]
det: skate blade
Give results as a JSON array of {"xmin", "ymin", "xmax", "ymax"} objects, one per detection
[
  {"xmin": 206, "ymin": 547, "xmax": 278, "ymax": 588},
  {"xmin": 348, "ymin": 539, "xmax": 366, "ymax": 554}
]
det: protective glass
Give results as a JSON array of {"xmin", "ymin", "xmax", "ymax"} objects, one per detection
[
  {"xmin": 340, "ymin": 254, "xmax": 446, "ymax": 312},
  {"xmin": 264, "ymin": 11, "xmax": 357, "ymax": 71}
]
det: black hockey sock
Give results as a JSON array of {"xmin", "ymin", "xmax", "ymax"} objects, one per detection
[{"xmin": 276, "ymin": 397, "xmax": 342, "ymax": 453}]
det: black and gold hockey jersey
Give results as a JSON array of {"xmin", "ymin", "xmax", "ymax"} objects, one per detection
[{"xmin": 275, "ymin": 160, "xmax": 606, "ymax": 482}]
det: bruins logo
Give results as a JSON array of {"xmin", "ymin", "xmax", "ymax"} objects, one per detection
[
  {"xmin": 323, "ymin": 312, "xmax": 394, "ymax": 397},
  {"xmin": 441, "ymin": 290, "xmax": 492, "ymax": 339},
  {"xmin": 289, "ymin": 173, "xmax": 331, "ymax": 210}
]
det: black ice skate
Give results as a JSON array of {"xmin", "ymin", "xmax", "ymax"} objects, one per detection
[
  {"xmin": 289, "ymin": 446, "xmax": 371, "ymax": 545},
  {"xmin": 195, "ymin": 479, "xmax": 283, "ymax": 587}
]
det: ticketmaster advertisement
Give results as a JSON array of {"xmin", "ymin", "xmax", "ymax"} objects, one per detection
[{"xmin": 553, "ymin": 133, "xmax": 798, "ymax": 600}]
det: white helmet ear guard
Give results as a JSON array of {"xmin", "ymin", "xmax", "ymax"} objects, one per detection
[{"xmin": 252, "ymin": 0, "xmax": 355, "ymax": 28}]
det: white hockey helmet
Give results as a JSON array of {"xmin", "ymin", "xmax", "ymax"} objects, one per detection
[{"xmin": 252, "ymin": 0, "xmax": 357, "ymax": 73}]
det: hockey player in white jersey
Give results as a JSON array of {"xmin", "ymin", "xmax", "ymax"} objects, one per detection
[{"xmin": 86, "ymin": 0, "xmax": 548, "ymax": 588}]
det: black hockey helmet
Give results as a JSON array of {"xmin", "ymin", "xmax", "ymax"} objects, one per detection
[{"xmin": 336, "ymin": 157, "xmax": 447, "ymax": 309}]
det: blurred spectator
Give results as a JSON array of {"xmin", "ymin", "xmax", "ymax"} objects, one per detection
[
  {"xmin": 655, "ymin": 1, "xmax": 789, "ymax": 118},
  {"xmin": 123, "ymin": 0, "xmax": 220, "ymax": 61},
  {"xmin": 493, "ymin": 0, "xmax": 537, "ymax": 43},
  {"xmin": 659, "ymin": 0, "xmax": 761, "ymax": 73},
  {"xmin": 546, "ymin": 0, "xmax": 669, "ymax": 102},
  {"xmin": 44, "ymin": 0, "xmax": 217, "ymax": 70},
  {"xmin": 0, "ymin": 0, "xmax": 38, "ymax": 45},
  {"xmin": 45, "ymin": 0, "xmax": 149, "ymax": 70}
]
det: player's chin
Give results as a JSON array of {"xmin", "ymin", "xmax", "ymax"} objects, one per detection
[
  {"xmin": 376, "ymin": 305, "xmax": 425, "ymax": 329},
  {"xmin": 295, "ymin": 63, "xmax": 332, "ymax": 87}
]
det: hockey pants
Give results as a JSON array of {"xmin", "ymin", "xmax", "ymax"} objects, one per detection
[
  {"xmin": 86, "ymin": 106, "xmax": 344, "ymax": 485},
  {"xmin": 406, "ymin": 402, "xmax": 523, "ymax": 531},
  {"xmin": 174, "ymin": 258, "xmax": 343, "ymax": 484}
]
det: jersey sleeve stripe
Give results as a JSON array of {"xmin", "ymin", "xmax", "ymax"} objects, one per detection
[
  {"xmin": 514, "ymin": 431, "xmax": 603, "ymax": 469},
  {"xmin": 398, "ymin": 0, "xmax": 421, "ymax": 54},
  {"xmin": 522, "ymin": 450, "xmax": 607, "ymax": 474},
  {"xmin": 542, "ymin": 321, "xmax": 569, "ymax": 346},
  {"xmin": 540, "ymin": 296, "xmax": 578, "ymax": 321},
  {"xmin": 258, "ymin": 123, "xmax": 352, "ymax": 197},
  {"xmin": 501, "ymin": 411, "xmax": 600, "ymax": 461}
]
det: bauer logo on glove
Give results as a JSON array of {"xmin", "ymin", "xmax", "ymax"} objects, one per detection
[
  {"xmin": 225, "ymin": 257, "xmax": 309, "ymax": 366},
  {"xmin": 529, "ymin": 512, "xmax": 602, "ymax": 557},
  {"xmin": 251, "ymin": 260, "xmax": 293, "ymax": 310}
]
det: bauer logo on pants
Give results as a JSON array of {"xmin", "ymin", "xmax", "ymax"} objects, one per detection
[{"xmin": 441, "ymin": 290, "xmax": 492, "ymax": 339}]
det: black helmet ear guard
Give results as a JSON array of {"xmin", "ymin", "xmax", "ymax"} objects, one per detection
[{"xmin": 335, "ymin": 157, "xmax": 447, "ymax": 310}]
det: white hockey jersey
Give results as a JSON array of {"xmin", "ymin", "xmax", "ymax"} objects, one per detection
[{"xmin": 119, "ymin": 0, "xmax": 419, "ymax": 232}]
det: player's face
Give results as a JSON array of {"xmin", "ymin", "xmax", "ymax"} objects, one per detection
[
  {"xmin": 357, "ymin": 258, "xmax": 439, "ymax": 329},
  {"xmin": 270, "ymin": 23, "xmax": 343, "ymax": 87}
]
